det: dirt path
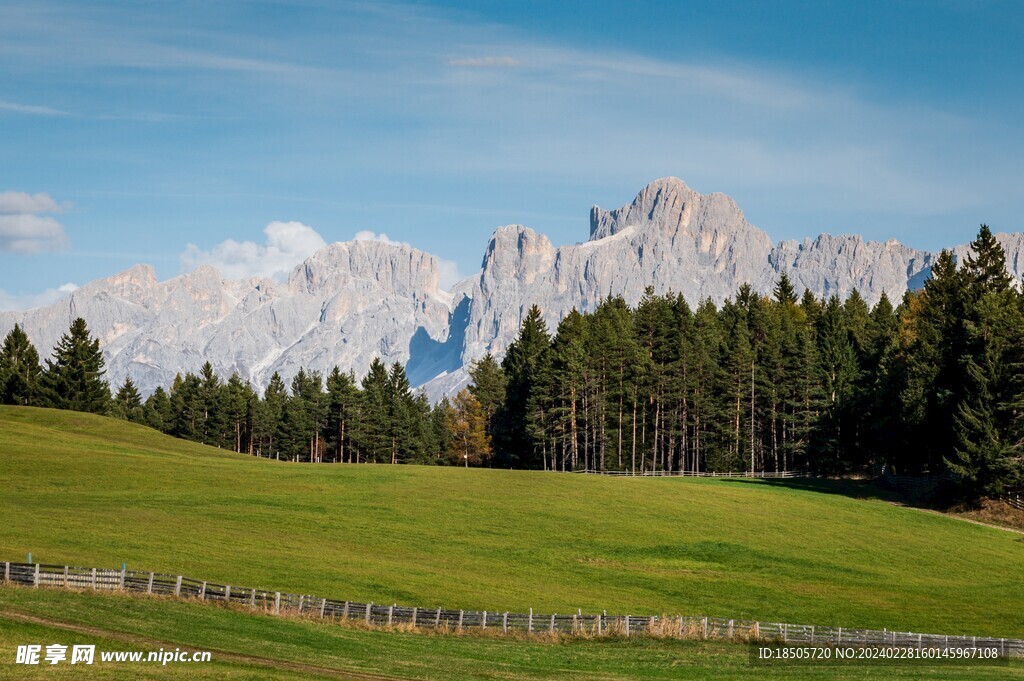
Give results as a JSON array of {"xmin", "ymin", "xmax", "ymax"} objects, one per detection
[{"xmin": 0, "ymin": 609, "xmax": 406, "ymax": 680}]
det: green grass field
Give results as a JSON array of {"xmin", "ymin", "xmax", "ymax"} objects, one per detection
[
  {"xmin": 1, "ymin": 587, "xmax": 1020, "ymax": 680},
  {"xmin": 1, "ymin": 404, "xmax": 1023, "ymax": 644}
]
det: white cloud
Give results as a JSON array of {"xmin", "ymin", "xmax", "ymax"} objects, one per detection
[
  {"xmin": 446, "ymin": 56, "xmax": 519, "ymax": 68},
  {"xmin": 0, "ymin": 282, "xmax": 77, "ymax": 312},
  {"xmin": 0, "ymin": 191, "xmax": 62, "ymax": 214},
  {"xmin": 353, "ymin": 230, "xmax": 404, "ymax": 245},
  {"xmin": 0, "ymin": 191, "xmax": 69, "ymax": 253},
  {"xmin": 181, "ymin": 221, "xmax": 327, "ymax": 280},
  {"xmin": 353, "ymin": 230, "xmax": 464, "ymax": 290}
]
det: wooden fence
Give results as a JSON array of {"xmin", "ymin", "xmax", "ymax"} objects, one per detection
[
  {"xmin": 2, "ymin": 561, "xmax": 1021, "ymax": 657},
  {"xmin": 1001, "ymin": 491, "xmax": 1024, "ymax": 511},
  {"xmin": 568, "ymin": 469, "xmax": 806, "ymax": 478}
]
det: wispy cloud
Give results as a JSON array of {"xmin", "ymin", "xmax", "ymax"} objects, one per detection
[
  {"xmin": 446, "ymin": 56, "xmax": 519, "ymax": 68},
  {"xmin": 0, "ymin": 282, "xmax": 76, "ymax": 311},
  {"xmin": 0, "ymin": 99, "xmax": 67, "ymax": 116}
]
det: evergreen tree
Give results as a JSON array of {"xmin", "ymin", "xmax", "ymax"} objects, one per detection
[
  {"xmin": 326, "ymin": 367, "xmax": 360, "ymax": 463},
  {"xmin": 170, "ymin": 372, "xmax": 203, "ymax": 441},
  {"xmin": 144, "ymin": 386, "xmax": 173, "ymax": 432},
  {"xmin": 198, "ymin": 362, "xmax": 227, "ymax": 447},
  {"xmin": 773, "ymin": 272, "xmax": 798, "ymax": 305},
  {"xmin": 260, "ymin": 373, "xmax": 288, "ymax": 459},
  {"xmin": 495, "ymin": 305, "xmax": 552, "ymax": 468},
  {"xmin": 112, "ymin": 376, "xmax": 144, "ymax": 423},
  {"xmin": 39, "ymin": 318, "xmax": 110, "ymax": 413},
  {"xmin": 0, "ymin": 324, "xmax": 42, "ymax": 406},
  {"xmin": 468, "ymin": 354, "xmax": 506, "ymax": 444},
  {"xmin": 359, "ymin": 358, "xmax": 392, "ymax": 462}
]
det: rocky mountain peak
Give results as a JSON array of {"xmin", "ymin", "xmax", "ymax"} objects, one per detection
[{"xmin": 589, "ymin": 176, "xmax": 700, "ymax": 240}]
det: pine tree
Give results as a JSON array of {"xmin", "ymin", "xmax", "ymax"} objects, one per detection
[
  {"xmin": 773, "ymin": 272, "xmax": 798, "ymax": 306},
  {"xmin": 112, "ymin": 376, "xmax": 144, "ymax": 423},
  {"xmin": 431, "ymin": 396, "xmax": 457, "ymax": 464},
  {"xmin": 0, "ymin": 324, "xmax": 42, "ymax": 406},
  {"xmin": 963, "ymin": 224, "xmax": 1012, "ymax": 295},
  {"xmin": 326, "ymin": 367, "xmax": 360, "ymax": 463},
  {"xmin": 359, "ymin": 359, "xmax": 391, "ymax": 463},
  {"xmin": 468, "ymin": 354, "xmax": 506, "ymax": 445},
  {"xmin": 260, "ymin": 373, "xmax": 288, "ymax": 459},
  {"xmin": 198, "ymin": 362, "xmax": 227, "ymax": 447},
  {"xmin": 813, "ymin": 296, "xmax": 858, "ymax": 472},
  {"xmin": 39, "ymin": 318, "xmax": 110, "ymax": 413},
  {"xmin": 495, "ymin": 305, "xmax": 551, "ymax": 468},
  {"xmin": 170, "ymin": 372, "xmax": 203, "ymax": 441},
  {"xmin": 144, "ymin": 386, "xmax": 173, "ymax": 432}
]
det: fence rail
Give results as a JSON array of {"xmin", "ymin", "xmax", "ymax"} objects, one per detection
[
  {"xmin": 568, "ymin": 469, "xmax": 807, "ymax": 478},
  {"xmin": 2, "ymin": 561, "xmax": 1020, "ymax": 657},
  {"xmin": 1001, "ymin": 492, "xmax": 1024, "ymax": 511}
]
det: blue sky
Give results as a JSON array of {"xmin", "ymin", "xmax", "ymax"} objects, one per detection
[{"xmin": 1, "ymin": 0, "xmax": 1022, "ymax": 309}]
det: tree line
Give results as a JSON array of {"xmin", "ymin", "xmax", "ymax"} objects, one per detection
[{"xmin": 1, "ymin": 226, "xmax": 1020, "ymax": 499}]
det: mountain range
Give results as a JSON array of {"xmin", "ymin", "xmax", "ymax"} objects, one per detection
[{"xmin": 3, "ymin": 177, "xmax": 1022, "ymax": 399}]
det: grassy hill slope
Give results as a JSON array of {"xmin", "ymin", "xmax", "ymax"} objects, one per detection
[
  {"xmin": 2, "ymin": 587, "xmax": 1019, "ymax": 680},
  {"xmin": 2, "ymin": 406, "xmax": 1023, "ymax": 637}
]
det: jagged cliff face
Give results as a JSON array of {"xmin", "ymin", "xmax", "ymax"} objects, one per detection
[
  {"xmin": 0, "ymin": 240, "xmax": 462, "ymax": 396},
  {"xmin": 2, "ymin": 177, "xmax": 1021, "ymax": 399}
]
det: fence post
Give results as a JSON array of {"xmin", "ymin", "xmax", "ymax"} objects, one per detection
[
  {"xmin": 200, "ymin": 581, "xmax": 207, "ymax": 600},
  {"xmin": 120, "ymin": 566, "xmax": 126, "ymax": 590},
  {"xmin": 626, "ymin": 616, "xmax": 631, "ymax": 637},
  {"xmin": 597, "ymin": 613, "xmax": 602, "ymax": 635},
  {"xmin": 147, "ymin": 572, "xmax": 154, "ymax": 594},
  {"xmin": 701, "ymin": 616, "xmax": 707, "ymax": 639},
  {"xmin": 174, "ymin": 575, "xmax": 182, "ymax": 597},
  {"xmin": 728, "ymin": 620, "xmax": 734, "ymax": 639},
  {"xmin": 63, "ymin": 566, "xmax": 69, "ymax": 589},
  {"xmin": 388, "ymin": 605, "xmax": 394, "ymax": 627},
  {"xmin": 783, "ymin": 623, "xmax": 788, "ymax": 643},
  {"xmin": 320, "ymin": 598, "xmax": 327, "ymax": 619},
  {"xmin": 528, "ymin": 608, "xmax": 533, "ymax": 633},
  {"xmin": 250, "ymin": 590, "xmax": 256, "ymax": 608},
  {"xmin": 412, "ymin": 607, "xmax": 418, "ymax": 627},
  {"xmin": 33, "ymin": 563, "xmax": 39, "ymax": 587},
  {"xmin": 458, "ymin": 610, "xmax": 464, "ymax": 631},
  {"xmin": 503, "ymin": 612, "xmax": 508, "ymax": 633},
  {"xmin": 365, "ymin": 602, "xmax": 372, "ymax": 624},
  {"xmin": 299, "ymin": 595, "xmax": 304, "ymax": 612},
  {"xmin": 343, "ymin": 602, "xmax": 350, "ymax": 620},
  {"xmin": 753, "ymin": 621, "xmax": 759, "ymax": 640},
  {"xmin": 91, "ymin": 568, "xmax": 97, "ymax": 591},
  {"xmin": 275, "ymin": 592, "xmax": 281, "ymax": 615},
  {"xmin": 838, "ymin": 627, "xmax": 842, "ymax": 645},
  {"xmin": 435, "ymin": 607, "xmax": 441, "ymax": 627},
  {"xmin": 482, "ymin": 611, "xmax": 487, "ymax": 629},
  {"xmin": 225, "ymin": 585, "xmax": 231, "ymax": 602},
  {"xmin": 3, "ymin": 562, "xmax": 8, "ymax": 582},
  {"xmin": 810, "ymin": 625, "xmax": 815, "ymax": 643},
  {"xmin": 572, "ymin": 613, "xmax": 578, "ymax": 634},
  {"xmin": 550, "ymin": 614, "xmax": 556, "ymax": 633}
]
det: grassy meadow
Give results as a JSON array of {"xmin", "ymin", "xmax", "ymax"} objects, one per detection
[
  {"xmin": 1, "ymin": 405, "xmax": 1023, "ymax": 641},
  {"xmin": 1, "ymin": 587, "xmax": 1020, "ymax": 680}
]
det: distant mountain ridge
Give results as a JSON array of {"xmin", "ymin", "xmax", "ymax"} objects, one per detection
[{"xmin": 3, "ymin": 177, "xmax": 1022, "ymax": 399}]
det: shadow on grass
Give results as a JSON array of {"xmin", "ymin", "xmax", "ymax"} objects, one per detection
[{"xmin": 715, "ymin": 476, "xmax": 909, "ymax": 504}]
